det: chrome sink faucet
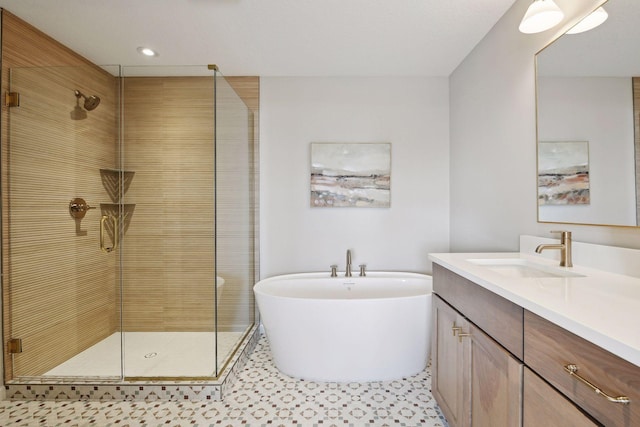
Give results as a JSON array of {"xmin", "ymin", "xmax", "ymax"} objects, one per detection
[
  {"xmin": 535, "ymin": 231, "xmax": 573, "ymax": 267},
  {"xmin": 346, "ymin": 249, "xmax": 352, "ymax": 277}
]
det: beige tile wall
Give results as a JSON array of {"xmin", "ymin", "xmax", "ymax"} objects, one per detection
[
  {"xmin": 121, "ymin": 75, "xmax": 258, "ymax": 333},
  {"xmin": 121, "ymin": 76, "xmax": 217, "ymax": 331}
]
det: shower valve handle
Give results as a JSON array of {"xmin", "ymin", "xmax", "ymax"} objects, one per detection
[{"xmin": 69, "ymin": 197, "xmax": 96, "ymax": 219}]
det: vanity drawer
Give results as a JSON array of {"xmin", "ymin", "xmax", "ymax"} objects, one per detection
[
  {"xmin": 524, "ymin": 310, "xmax": 639, "ymax": 427},
  {"xmin": 433, "ymin": 263, "xmax": 523, "ymax": 360},
  {"xmin": 524, "ymin": 367, "xmax": 598, "ymax": 427}
]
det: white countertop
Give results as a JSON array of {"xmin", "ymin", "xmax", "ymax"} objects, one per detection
[{"xmin": 429, "ymin": 252, "xmax": 640, "ymax": 368}]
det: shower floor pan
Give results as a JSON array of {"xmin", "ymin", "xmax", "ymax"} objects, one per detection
[
  {"xmin": 44, "ymin": 331, "xmax": 244, "ymax": 378},
  {"xmin": 6, "ymin": 325, "xmax": 260, "ymax": 401}
]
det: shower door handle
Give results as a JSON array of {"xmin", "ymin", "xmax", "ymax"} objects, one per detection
[{"xmin": 100, "ymin": 215, "xmax": 118, "ymax": 253}]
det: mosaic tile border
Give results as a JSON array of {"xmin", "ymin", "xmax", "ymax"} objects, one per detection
[{"xmin": 5, "ymin": 325, "xmax": 260, "ymax": 402}]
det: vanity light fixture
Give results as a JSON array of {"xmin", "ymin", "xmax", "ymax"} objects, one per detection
[
  {"xmin": 566, "ymin": 7, "xmax": 608, "ymax": 34},
  {"xmin": 137, "ymin": 46, "xmax": 158, "ymax": 57},
  {"xmin": 518, "ymin": 0, "xmax": 564, "ymax": 34}
]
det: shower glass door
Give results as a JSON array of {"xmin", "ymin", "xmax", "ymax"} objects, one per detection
[{"xmin": 4, "ymin": 65, "xmax": 122, "ymax": 380}]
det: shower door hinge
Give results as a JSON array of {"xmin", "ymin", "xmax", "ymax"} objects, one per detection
[
  {"xmin": 5, "ymin": 92, "xmax": 20, "ymax": 107},
  {"xmin": 7, "ymin": 338, "xmax": 23, "ymax": 354}
]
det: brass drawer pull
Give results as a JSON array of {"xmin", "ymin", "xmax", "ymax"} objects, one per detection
[{"xmin": 564, "ymin": 364, "xmax": 630, "ymax": 404}]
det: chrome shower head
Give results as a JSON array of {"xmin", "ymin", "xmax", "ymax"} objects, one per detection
[{"xmin": 74, "ymin": 90, "xmax": 101, "ymax": 111}]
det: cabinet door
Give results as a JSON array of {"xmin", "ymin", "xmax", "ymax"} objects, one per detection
[
  {"xmin": 432, "ymin": 295, "xmax": 469, "ymax": 427},
  {"xmin": 523, "ymin": 367, "xmax": 599, "ymax": 427},
  {"xmin": 467, "ymin": 322, "xmax": 523, "ymax": 427}
]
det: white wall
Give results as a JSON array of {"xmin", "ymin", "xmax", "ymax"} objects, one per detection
[
  {"xmin": 260, "ymin": 77, "xmax": 450, "ymax": 277},
  {"xmin": 449, "ymin": 0, "xmax": 640, "ymax": 252}
]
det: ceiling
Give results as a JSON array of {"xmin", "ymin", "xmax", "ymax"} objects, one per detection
[{"xmin": 0, "ymin": 0, "xmax": 517, "ymax": 76}]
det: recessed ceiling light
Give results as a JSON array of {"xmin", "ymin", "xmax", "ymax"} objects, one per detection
[{"xmin": 137, "ymin": 46, "xmax": 158, "ymax": 57}]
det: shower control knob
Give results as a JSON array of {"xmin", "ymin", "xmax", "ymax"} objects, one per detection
[{"xmin": 69, "ymin": 197, "xmax": 95, "ymax": 219}]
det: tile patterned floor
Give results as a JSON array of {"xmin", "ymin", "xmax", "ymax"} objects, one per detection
[{"xmin": 0, "ymin": 335, "xmax": 448, "ymax": 427}]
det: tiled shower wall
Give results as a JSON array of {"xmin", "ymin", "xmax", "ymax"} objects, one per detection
[
  {"xmin": 121, "ymin": 76, "xmax": 218, "ymax": 332},
  {"xmin": 121, "ymin": 74, "xmax": 258, "ymax": 333}
]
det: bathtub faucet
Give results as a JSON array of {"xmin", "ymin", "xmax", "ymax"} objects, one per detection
[{"xmin": 346, "ymin": 249, "xmax": 352, "ymax": 277}]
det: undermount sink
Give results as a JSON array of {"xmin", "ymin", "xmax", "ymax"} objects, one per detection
[{"xmin": 467, "ymin": 258, "xmax": 585, "ymax": 279}]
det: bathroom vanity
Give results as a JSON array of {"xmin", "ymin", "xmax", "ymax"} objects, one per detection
[{"xmin": 429, "ymin": 246, "xmax": 640, "ymax": 427}]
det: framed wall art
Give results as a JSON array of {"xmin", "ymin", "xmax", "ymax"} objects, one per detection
[{"xmin": 310, "ymin": 142, "xmax": 391, "ymax": 208}]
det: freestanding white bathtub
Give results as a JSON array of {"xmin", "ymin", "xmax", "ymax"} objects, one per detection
[{"xmin": 254, "ymin": 272, "xmax": 432, "ymax": 382}]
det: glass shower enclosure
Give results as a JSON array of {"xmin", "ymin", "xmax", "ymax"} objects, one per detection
[{"xmin": 2, "ymin": 64, "xmax": 256, "ymax": 382}]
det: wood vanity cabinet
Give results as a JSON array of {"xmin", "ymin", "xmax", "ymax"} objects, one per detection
[
  {"xmin": 432, "ymin": 264, "xmax": 523, "ymax": 360},
  {"xmin": 432, "ymin": 264, "xmax": 523, "ymax": 427},
  {"xmin": 432, "ymin": 263, "xmax": 621, "ymax": 427}
]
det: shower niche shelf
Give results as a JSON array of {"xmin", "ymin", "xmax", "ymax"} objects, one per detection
[
  {"xmin": 100, "ymin": 168, "xmax": 135, "ymax": 203},
  {"xmin": 100, "ymin": 203, "xmax": 135, "ymax": 236},
  {"xmin": 99, "ymin": 168, "xmax": 136, "ymax": 237}
]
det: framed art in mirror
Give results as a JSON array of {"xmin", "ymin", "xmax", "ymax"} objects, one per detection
[{"xmin": 538, "ymin": 141, "xmax": 590, "ymax": 206}]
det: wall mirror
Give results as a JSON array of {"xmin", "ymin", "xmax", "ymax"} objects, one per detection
[{"xmin": 536, "ymin": 0, "xmax": 640, "ymax": 227}]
